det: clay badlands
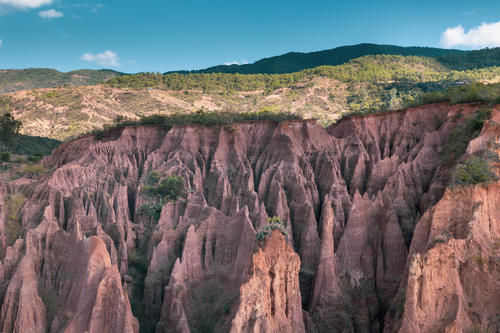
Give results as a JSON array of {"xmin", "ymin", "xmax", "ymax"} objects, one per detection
[{"xmin": 0, "ymin": 100, "xmax": 497, "ymax": 332}]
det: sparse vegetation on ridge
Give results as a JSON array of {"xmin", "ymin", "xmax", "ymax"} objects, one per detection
[
  {"xmin": 107, "ymin": 55, "xmax": 500, "ymax": 92},
  {"xmin": 451, "ymin": 155, "xmax": 497, "ymax": 186},
  {"xmin": 5, "ymin": 192, "xmax": 26, "ymax": 246},
  {"xmin": 440, "ymin": 108, "xmax": 492, "ymax": 167},
  {"xmin": 89, "ymin": 109, "xmax": 302, "ymax": 140}
]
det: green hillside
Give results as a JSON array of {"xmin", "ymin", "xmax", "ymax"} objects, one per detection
[
  {"xmin": 437, "ymin": 48, "xmax": 500, "ymax": 70},
  {"xmin": 0, "ymin": 68, "xmax": 122, "ymax": 94},
  {"xmin": 170, "ymin": 44, "xmax": 500, "ymax": 75},
  {"xmin": 170, "ymin": 43, "xmax": 465, "ymax": 74},
  {"xmin": 110, "ymin": 55, "xmax": 500, "ymax": 93}
]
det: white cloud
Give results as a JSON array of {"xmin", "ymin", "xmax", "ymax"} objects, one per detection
[
  {"xmin": 0, "ymin": 40, "xmax": 2, "ymax": 48},
  {"xmin": 441, "ymin": 21, "xmax": 500, "ymax": 48},
  {"xmin": 223, "ymin": 59, "xmax": 249, "ymax": 66},
  {"xmin": 0, "ymin": 0, "xmax": 52, "ymax": 9},
  {"xmin": 80, "ymin": 50, "xmax": 121, "ymax": 67},
  {"xmin": 38, "ymin": 8, "xmax": 62, "ymax": 19}
]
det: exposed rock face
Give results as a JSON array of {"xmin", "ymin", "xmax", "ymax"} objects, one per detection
[
  {"xmin": 230, "ymin": 230, "xmax": 305, "ymax": 333},
  {"xmin": 385, "ymin": 110, "xmax": 500, "ymax": 333},
  {"xmin": 0, "ymin": 256, "xmax": 46, "ymax": 333},
  {"xmin": 0, "ymin": 102, "xmax": 497, "ymax": 332}
]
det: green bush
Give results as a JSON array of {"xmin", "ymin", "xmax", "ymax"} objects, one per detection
[
  {"xmin": 0, "ymin": 152, "xmax": 10, "ymax": 162},
  {"xmin": 6, "ymin": 192, "xmax": 26, "ymax": 245},
  {"xmin": 0, "ymin": 113, "xmax": 22, "ymax": 151},
  {"xmin": 451, "ymin": 156, "xmax": 497, "ymax": 185},
  {"xmin": 11, "ymin": 135, "xmax": 61, "ymax": 156},
  {"xmin": 256, "ymin": 216, "xmax": 288, "ymax": 244},
  {"xmin": 137, "ymin": 198, "xmax": 167, "ymax": 221},
  {"xmin": 16, "ymin": 164, "xmax": 49, "ymax": 178},
  {"xmin": 27, "ymin": 154, "xmax": 42, "ymax": 163},
  {"xmin": 141, "ymin": 173, "xmax": 184, "ymax": 201},
  {"xmin": 154, "ymin": 175, "xmax": 184, "ymax": 201},
  {"xmin": 138, "ymin": 173, "xmax": 185, "ymax": 221},
  {"xmin": 440, "ymin": 109, "xmax": 492, "ymax": 166}
]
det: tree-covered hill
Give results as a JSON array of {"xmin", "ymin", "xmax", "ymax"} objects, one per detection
[
  {"xmin": 2, "ymin": 53, "xmax": 499, "ymax": 141},
  {"xmin": 169, "ymin": 43, "xmax": 466, "ymax": 74},
  {"xmin": 437, "ymin": 47, "xmax": 500, "ymax": 70},
  {"xmin": 110, "ymin": 55, "xmax": 500, "ymax": 93},
  {"xmin": 170, "ymin": 43, "xmax": 500, "ymax": 75},
  {"xmin": 0, "ymin": 68, "xmax": 122, "ymax": 94}
]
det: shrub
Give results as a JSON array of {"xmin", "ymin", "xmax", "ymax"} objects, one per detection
[
  {"xmin": 138, "ymin": 173, "xmax": 185, "ymax": 221},
  {"xmin": 451, "ymin": 156, "xmax": 497, "ymax": 186},
  {"xmin": 433, "ymin": 115, "xmax": 444, "ymax": 130},
  {"xmin": 27, "ymin": 153, "xmax": 42, "ymax": 163},
  {"xmin": 6, "ymin": 192, "xmax": 26, "ymax": 245},
  {"xmin": 88, "ymin": 110, "xmax": 302, "ymax": 140},
  {"xmin": 0, "ymin": 113, "xmax": 22, "ymax": 151},
  {"xmin": 0, "ymin": 152, "xmax": 10, "ymax": 162},
  {"xmin": 16, "ymin": 164, "xmax": 49, "ymax": 178},
  {"xmin": 256, "ymin": 216, "xmax": 287, "ymax": 244},
  {"xmin": 137, "ymin": 198, "xmax": 167, "ymax": 221},
  {"xmin": 142, "ymin": 173, "xmax": 184, "ymax": 201},
  {"xmin": 440, "ymin": 109, "xmax": 492, "ymax": 166},
  {"xmin": 155, "ymin": 175, "xmax": 184, "ymax": 201}
]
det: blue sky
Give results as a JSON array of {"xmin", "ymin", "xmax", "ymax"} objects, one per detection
[{"xmin": 0, "ymin": 0, "xmax": 500, "ymax": 73}]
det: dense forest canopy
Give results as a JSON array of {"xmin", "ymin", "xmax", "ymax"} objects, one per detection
[
  {"xmin": 168, "ymin": 44, "xmax": 500, "ymax": 75},
  {"xmin": 170, "ymin": 43, "xmax": 466, "ymax": 74}
]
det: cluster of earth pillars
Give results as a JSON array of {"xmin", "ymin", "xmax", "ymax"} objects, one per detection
[{"xmin": 0, "ymin": 102, "xmax": 498, "ymax": 333}]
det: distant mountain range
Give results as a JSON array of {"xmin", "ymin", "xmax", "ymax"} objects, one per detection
[
  {"xmin": 0, "ymin": 68, "xmax": 121, "ymax": 94},
  {"xmin": 169, "ymin": 43, "xmax": 500, "ymax": 74}
]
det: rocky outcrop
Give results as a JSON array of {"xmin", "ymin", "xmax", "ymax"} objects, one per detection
[
  {"xmin": 388, "ymin": 181, "xmax": 500, "ymax": 333},
  {"xmin": 230, "ymin": 230, "xmax": 305, "ymax": 333},
  {"xmin": 385, "ymin": 110, "xmax": 500, "ymax": 333},
  {"xmin": 0, "ymin": 102, "xmax": 497, "ymax": 332},
  {"xmin": 0, "ymin": 256, "xmax": 46, "ymax": 333}
]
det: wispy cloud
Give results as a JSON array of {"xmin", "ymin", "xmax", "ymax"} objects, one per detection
[
  {"xmin": 80, "ymin": 50, "xmax": 121, "ymax": 67},
  {"xmin": 462, "ymin": 9, "xmax": 480, "ymax": 16},
  {"xmin": 71, "ymin": 2, "xmax": 102, "ymax": 13},
  {"xmin": 223, "ymin": 59, "xmax": 249, "ymax": 66},
  {"xmin": 441, "ymin": 20, "xmax": 500, "ymax": 48},
  {"xmin": 38, "ymin": 8, "xmax": 63, "ymax": 19},
  {"xmin": 0, "ymin": 0, "xmax": 52, "ymax": 9},
  {"xmin": 90, "ymin": 3, "xmax": 102, "ymax": 13},
  {"xmin": 0, "ymin": 40, "xmax": 2, "ymax": 48}
]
